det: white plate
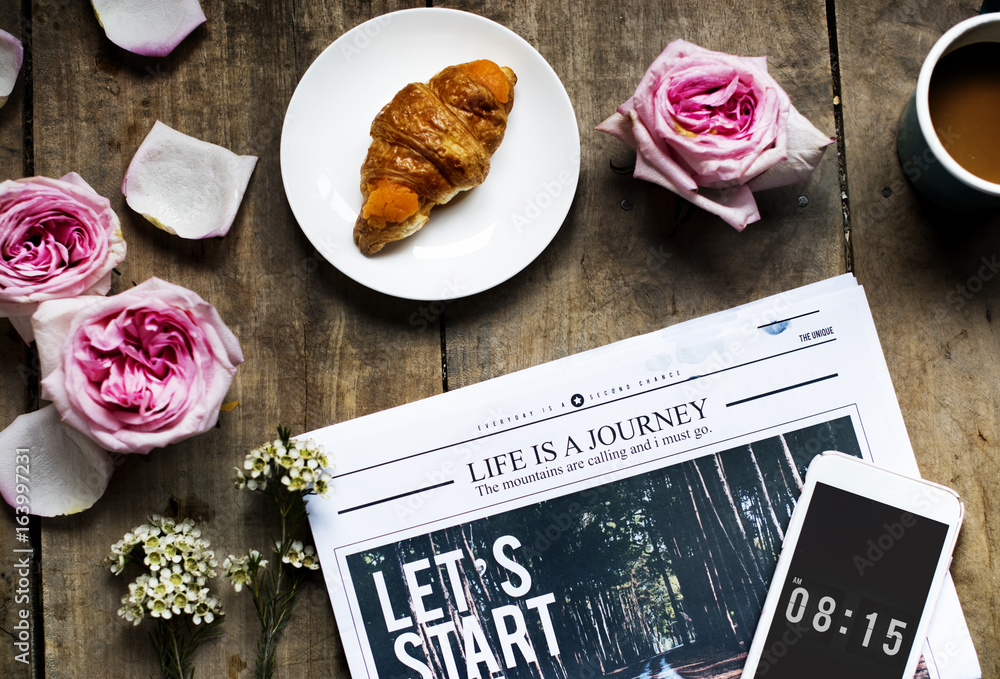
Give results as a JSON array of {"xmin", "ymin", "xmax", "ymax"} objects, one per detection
[{"xmin": 280, "ymin": 8, "xmax": 580, "ymax": 301}]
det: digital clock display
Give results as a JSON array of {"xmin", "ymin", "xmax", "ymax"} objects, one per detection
[{"xmin": 752, "ymin": 482, "xmax": 950, "ymax": 678}]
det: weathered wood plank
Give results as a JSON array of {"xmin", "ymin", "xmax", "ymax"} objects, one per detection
[
  {"xmin": 0, "ymin": 326, "xmax": 33, "ymax": 679},
  {"xmin": 836, "ymin": 0, "xmax": 998, "ymax": 673},
  {"xmin": 28, "ymin": 1, "xmax": 432, "ymax": 677},
  {"xmin": 441, "ymin": 0, "xmax": 843, "ymax": 383},
  {"xmin": 0, "ymin": 2, "xmax": 33, "ymax": 677}
]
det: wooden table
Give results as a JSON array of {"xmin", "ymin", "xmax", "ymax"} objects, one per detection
[{"xmin": 1, "ymin": 0, "xmax": 997, "ymax": 676}]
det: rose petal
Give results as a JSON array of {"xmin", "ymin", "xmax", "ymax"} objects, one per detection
[
  {"xmin": 687, "ymin": 184, "xmax": 760, "ymax": 232},
  {"xmin": 0, "ymin": 29, "xmax": 23, "ymax": 108},
  {"xmin": 91, "ymin": 0, "xmax": 206, "ymax": 58},
  {"xmin": 595, "ymin": 111, "xmax": 638, "ymax": 150},
  {"xmin": 625, "ymin": 109, "xmax": 700, "ymax": 192},
  {"xmin": 57, "ymin": 171, "xmax": 98, "ymax": 193},
  {"xmin": 625, "ymin": 141, "xmax": 761, "ymax": 231},
  {"xmin": 0, "ymin": 404, "xmax": 114, "ymax": 516},
  {"xmin": 6, "ymin": 315, "xmax": 31, "ymax": 341},
  {"xmin": 654, "ymin": 62, "xmax": 791, "ymax": 186},
  {"xmin": 122, "ymin": 121, "xmax": 258, "ymax": 239},
  {"xmin": 747, "ymin": 105, "xmax": 835, "ymax": 191},
  {"xmin": 33, "ymin": 295, "xmax": 102, "ymax": 398}
]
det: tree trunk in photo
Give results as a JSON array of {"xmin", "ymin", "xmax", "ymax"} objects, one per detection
[
  {"xmin": 641, "ymin": 520, "xmax": 691, "ymax": 645},
  {"xmin": 625, "ymin": 575, "xmax": 659, "ymax": 656},
  {"xmin": 747, "ymin": 484, "xmax": 781, "ymax": 564},
  {"xmin": 678, "ymin": 465, "xmax": 741, "ymax": 649},
  {"xmin": 777, "ymin": 434, "xmax": 806, "ymax": 490},
  {"xmin": 585, "ymin": 594, "xmax": 610, "ymax": 676},
  {"xmin": 721, "ymin": 445, "xmax": 786, "ymax": 569},
  {"xmin": 661, "ymin": 569, "xmax": 689, "ymax": 647},
  {"xmin": 647, "ymin": 470, "xmax": 729, "ymax": 647},
  {"xmin": 698, "ymin": 454, "xmax": 769, "ymax": 597},
  {"xmin": 752, "ymin": 439, "xmax": 799, "ymax": 527},
  {"xmin": 684, "ymin": 462, "xmax": 755, "ymax": 649},
  {"xmin": 745, "ymin": 446, "xmax": 786, "ymax": 543}
]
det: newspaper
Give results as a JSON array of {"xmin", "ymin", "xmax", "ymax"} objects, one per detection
[{"xmin": 305, "ymin": 274, "xmax": 980, "ymax": 679}]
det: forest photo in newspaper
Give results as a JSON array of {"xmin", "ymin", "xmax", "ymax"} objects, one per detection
[{"xmin": 346, "ymin": 416, "xmax": 863, "ymax": 679}]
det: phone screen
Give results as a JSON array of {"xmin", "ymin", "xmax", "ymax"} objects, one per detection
[{"xmin": 752, "ymin": 482, "xmax": 950, "ymax": 678}]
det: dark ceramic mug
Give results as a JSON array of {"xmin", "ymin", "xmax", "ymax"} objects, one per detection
[{"xmin": 896, "ymin": 13, "xmax": 1000, "ymax": 211}]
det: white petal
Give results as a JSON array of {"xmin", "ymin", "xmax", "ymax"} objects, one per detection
[
  {"xmin": 91, "ymin": 0, "xmax": 206, "ymax": 58},
  {"xmin": 6, "ymin": 315, "xmax": 33, "ymax": 343},
  {"xmin": 57, "ymin": 171, "xmax": 98, "ymax": 193},
  {"xmin": 746, "ymin": 106, "xmax": 835, "ymax": 192},
  {"xmin": 32, "ymin": 294, "xmax": 104, "ymax": 401},
  {"xmin": 0, "ymin": 28, "xmax": 23, "ymax": 107},
  {"xmin": 0, "ymin": 405, "xmax": 115, "ymax": 516},
  {"xmin": 122, "ymin": 121, "xmax": 258, "ymax": 239}
]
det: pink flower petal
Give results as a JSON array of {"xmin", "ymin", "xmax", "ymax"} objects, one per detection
[
  {"xmin": 687, "ymin": 184, "xmax": 760, "ymax": 232},
  {"xmin": 91, "ymin": 0, "xmax": 206, "ymax": 58},
  {"xmin": 595, "ymin": 111, "xmax": 637, "ymax": 150},
  {"xmin": 122, "ymin": 121, "xmax": 258, "ymax": 239},
  {"xmin": 33, "ymin": 295, "xmax": 102, "ymax": 395},
  {"xmin": 0, "ymin": 28, "xmax": 23, "ymax": 108},
  {"xmin": 747, "ymin": 106, "xmax": 835, "ymax": 191},
  {"xmin": 0, "ymin": 404, "xmax": 114, "ymax": 516},
  {"xmin": 57, "ymin": 171, "xmax": 98, "ymax": 193}
]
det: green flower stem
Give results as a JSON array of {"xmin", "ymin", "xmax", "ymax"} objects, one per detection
[
  {"xmin": 151, "ymin": 616, "xmax": 223, "ymax": 679},
  {"xmin": 253, "ymin": 450, "xmax": 307, "ymax": 678},
  {"xmin": 170, "ymin": 621, "xmax": 186, "ymax": 679}
]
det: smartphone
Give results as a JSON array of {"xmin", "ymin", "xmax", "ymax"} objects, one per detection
[{"xmin": 740, "ymin": 451, "xmax": 964, "ymax": 679}]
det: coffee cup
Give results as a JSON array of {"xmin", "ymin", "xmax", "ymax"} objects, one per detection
[{"xmin": 897, "ymin": 12, "xmax": 1000, "ymax": 210}]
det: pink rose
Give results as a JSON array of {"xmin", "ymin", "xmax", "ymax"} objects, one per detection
[
  {"xmin": 33, "ymin": 278, "xmax": 243, "ymax": 454},
  {"xmin": 0, "ymin": 173, "xmax": 126, "ymax": 342},
  {"xmin": 597, "ymin": 40, "xmax": 834, "ymax": 231}
]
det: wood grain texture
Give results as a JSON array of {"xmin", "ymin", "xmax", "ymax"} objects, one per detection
[
  {"xmin": 440, "ymin": 0, "xmax": 844, "ymax": 385},
  {"xmin": 835, "ymin": 0, "xmax": 999, "ymax": 674},
  {"xmin": 27, "ymin": 1, "xmax": 430, "ymax": 677},
  {"xmin": 0, "ymin": 321, "xmax": 32, "ymax": 679},
  {"xmin": 0, "ymin": 2, "xmax": 32, "ymax": 677}
]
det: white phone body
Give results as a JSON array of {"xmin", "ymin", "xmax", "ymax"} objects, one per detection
[{"xmin": 740, "ymin": 452, "xmax": 964, "ymax": 679}]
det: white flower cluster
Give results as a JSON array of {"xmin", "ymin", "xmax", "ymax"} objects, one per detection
[
  {"xmin": 222, "ymin": 549, "xmax": 267, "ymax": 592},
  {"xmin": 107, "ymin": 515, "xmax": 222, "ymax": 627},
  {"xmin": 233, "ymin": 436, "xmax": 333, "ymax": 497},
  {"xmin": 281, "ymin": 541, "xmax": 320, "ymax": 570}
]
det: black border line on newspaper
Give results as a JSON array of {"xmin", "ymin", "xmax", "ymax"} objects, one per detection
[
  {"xmin": 757, "ymin": 309, "xmax": 820, "ymax": 328},
  {"xmin": 726, "ymin": 373, "xmax": 840, "ymax": 407}
]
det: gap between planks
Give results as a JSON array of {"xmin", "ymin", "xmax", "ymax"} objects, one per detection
[{"xmin": 826, "ymin": 0, "xmax": 854, "ymax": 273}]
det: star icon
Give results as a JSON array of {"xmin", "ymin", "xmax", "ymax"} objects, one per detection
[{"xmin": 570, "ymin": 393, "xmax": 585, "ymax": 408}]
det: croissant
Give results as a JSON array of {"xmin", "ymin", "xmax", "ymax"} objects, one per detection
[{"xmin": 353, "ymin": 60, "xmax": 517, "ymax": 255}]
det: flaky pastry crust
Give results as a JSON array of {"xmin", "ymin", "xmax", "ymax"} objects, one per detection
[{"xmin": 353, "ymin": 61, "xmax": 517, "ymax": 255}]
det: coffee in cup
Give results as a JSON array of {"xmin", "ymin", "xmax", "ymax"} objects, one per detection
[
  {"xmin": 897, "ymin": 13, "xmax": 1000, "ymax": 210},
  {"xmin": 928, "ymin": 41, "xmax": 1000, "ymax": 184}
]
